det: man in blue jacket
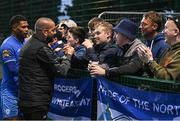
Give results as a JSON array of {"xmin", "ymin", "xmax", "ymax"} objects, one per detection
[
  {"xmin": 0, "ymin": 15, "xmax": 29, "ymax": 120},
  {"xmin": 140, "ymin": 11, "xmax": 168, "ymax": 60}
]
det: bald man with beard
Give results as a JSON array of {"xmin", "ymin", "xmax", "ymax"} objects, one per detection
[{"xmin": 18, "ymin": 17, "xmax": 74, "ymax": 120}]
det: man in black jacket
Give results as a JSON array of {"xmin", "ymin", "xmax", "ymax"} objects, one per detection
[
  {"xmin": 83, "ymin": 21, "xmax": 122, "ymax": 68},
  {"xmin": 18, "ymin": 17, "xmax": 74, "ymax": 120}
]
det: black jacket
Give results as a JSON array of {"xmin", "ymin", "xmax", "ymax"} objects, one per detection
[
  {"xmin": 86, "ymin": 42, "xmax": 122, "ymax": 68},
  {"xmin": 105, "ymin": 39, "xmax": 145, "ymax": 77},
  {"xmin": 18, "ymin": 34, "xmax": 71, "ymax": 107}
]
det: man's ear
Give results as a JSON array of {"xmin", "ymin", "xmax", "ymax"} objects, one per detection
[
  {"xmin": 152, "ymin": 23, "xmax": 158, "ymax": 31},
  {"xmin": 106, "ymin": 31, "xmax": 112, "ymax": 39},
  {"xmin": 42, "ymin": 30, "xmax": 48, "ymax": 36},
  {"xmin": 174, "ymin": 28, "xmax": 179, "ymax": 36},
  {"xmin": 12, "ymin": 25, "xmax": 17, "ymax": 32}
]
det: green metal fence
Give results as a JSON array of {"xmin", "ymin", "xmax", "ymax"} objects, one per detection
[
  {"xmin": 98, "ymin": 11, "xmax": 180, "ymax": 25},
  {"xmin": 98, "ymin": 11, "xmax": 180, "ymax": 38},
  {"xmin": 96, "ymin": 11, "xmax": 180, "ymax": 93},
  {"xmin": 111, "ymin": 75, "xmax": 179, "ymax": 93},
  {"xmin": 67, "ymin": 69, "xmax": 180, "ymax": 93},
  {"xmin": 66, "ymin": 69, "xmax": 180, "ymax": 119},
  {"xmin": 67, "ymin": 0, "xmax": 180, "ymax": 30}
]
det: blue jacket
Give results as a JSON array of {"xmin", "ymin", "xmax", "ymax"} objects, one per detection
[
  {"xmin": 86, "ymin": 42, "xmax": 122, "ymax": 68},
  {"xmin": 49, "ymin": 40, "xmax": 65, "ymax": 58},
  {"xmin": 71, "ymin": 45, "xmax": 88, "ymax": 69},
  {"xmin": 145, "ymin": 33, "xmax": 168, "ymax": 60}
]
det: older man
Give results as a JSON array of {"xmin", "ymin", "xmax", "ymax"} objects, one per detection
[
  {"xmin": 18, "ymin": 17, "xmax": 74, "ymax": 120},
  {"xmin": 138, "ymin": 16, "xmax": 180, "ymax": 81}
]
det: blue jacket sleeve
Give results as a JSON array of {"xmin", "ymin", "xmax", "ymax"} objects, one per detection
[{"xmin": 1, "ymin": 47, "xmax": 18, "ymax": 76}]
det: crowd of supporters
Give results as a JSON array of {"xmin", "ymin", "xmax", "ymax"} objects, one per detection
[{"xmin": 0, "ymin": 11, "xmax": 180, "ymax": 120}]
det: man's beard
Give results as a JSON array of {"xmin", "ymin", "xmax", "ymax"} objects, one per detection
[{"xmin": 46, "ymin": 36, "xmax": 54, "ymax": 43}]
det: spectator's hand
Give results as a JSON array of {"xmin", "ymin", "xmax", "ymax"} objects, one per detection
[
  {"xmin": 63, "ymin": 44, "xmax": 74, "ymax": 55},
  {"xmin": 137, "ymin": 46, "xmax": 153, "ymax": 64},
  {"xmin": 82, "ymin": 39, "xmax": 93, "ymax": 49},
  {"xmin": 89, "ymin": 63, "xmax": 106, "ymax": 76}
]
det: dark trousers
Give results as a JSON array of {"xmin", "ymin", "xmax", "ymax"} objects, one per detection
[{"xmin": 20, "ymin": 105, "xmax": 48, "ymax": 120}]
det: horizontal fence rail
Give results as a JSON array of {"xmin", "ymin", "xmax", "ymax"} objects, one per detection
[
  {"xmin": 67, "ymin": 69, "xmax": 180, "ymax": 93},
  {"xmin": 98, "ymin": 11, "xmax": 180, "ymax": 38},
  {"xmin": 98, "ymin": 11, "xmax": 180, "ymax": 21}
]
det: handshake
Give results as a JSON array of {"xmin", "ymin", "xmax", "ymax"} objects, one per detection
[{"xmin": 63, "ymin": 44, "xmax": 75, "ymax": 56}]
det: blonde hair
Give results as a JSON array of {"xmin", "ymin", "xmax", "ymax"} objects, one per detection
[
  {"xmin": 95, "ymin": 21, "xmax": 113, "ymax": 38},
  {"xmin": 88, "ymin": 17, "xmax": 104, "ymax": 31}
]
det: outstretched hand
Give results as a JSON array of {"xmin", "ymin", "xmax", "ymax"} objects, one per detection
[{"xmin": 63, "ymin": 44, "xmax": 75, "ymax": 55}]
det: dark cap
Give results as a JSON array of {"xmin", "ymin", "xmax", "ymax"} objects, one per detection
[{"xmin": 113, "ymin": 18, "xmax": 138, "ymax": 40}]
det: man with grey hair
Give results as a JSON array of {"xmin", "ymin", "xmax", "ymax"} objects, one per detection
[
  {"xmin": 18, "ymin": 17, "xmax": 74, "ymax": 120},
  {"xmin": 138, "ymin": 16, "xmax": 180, "ymax": 81}
]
